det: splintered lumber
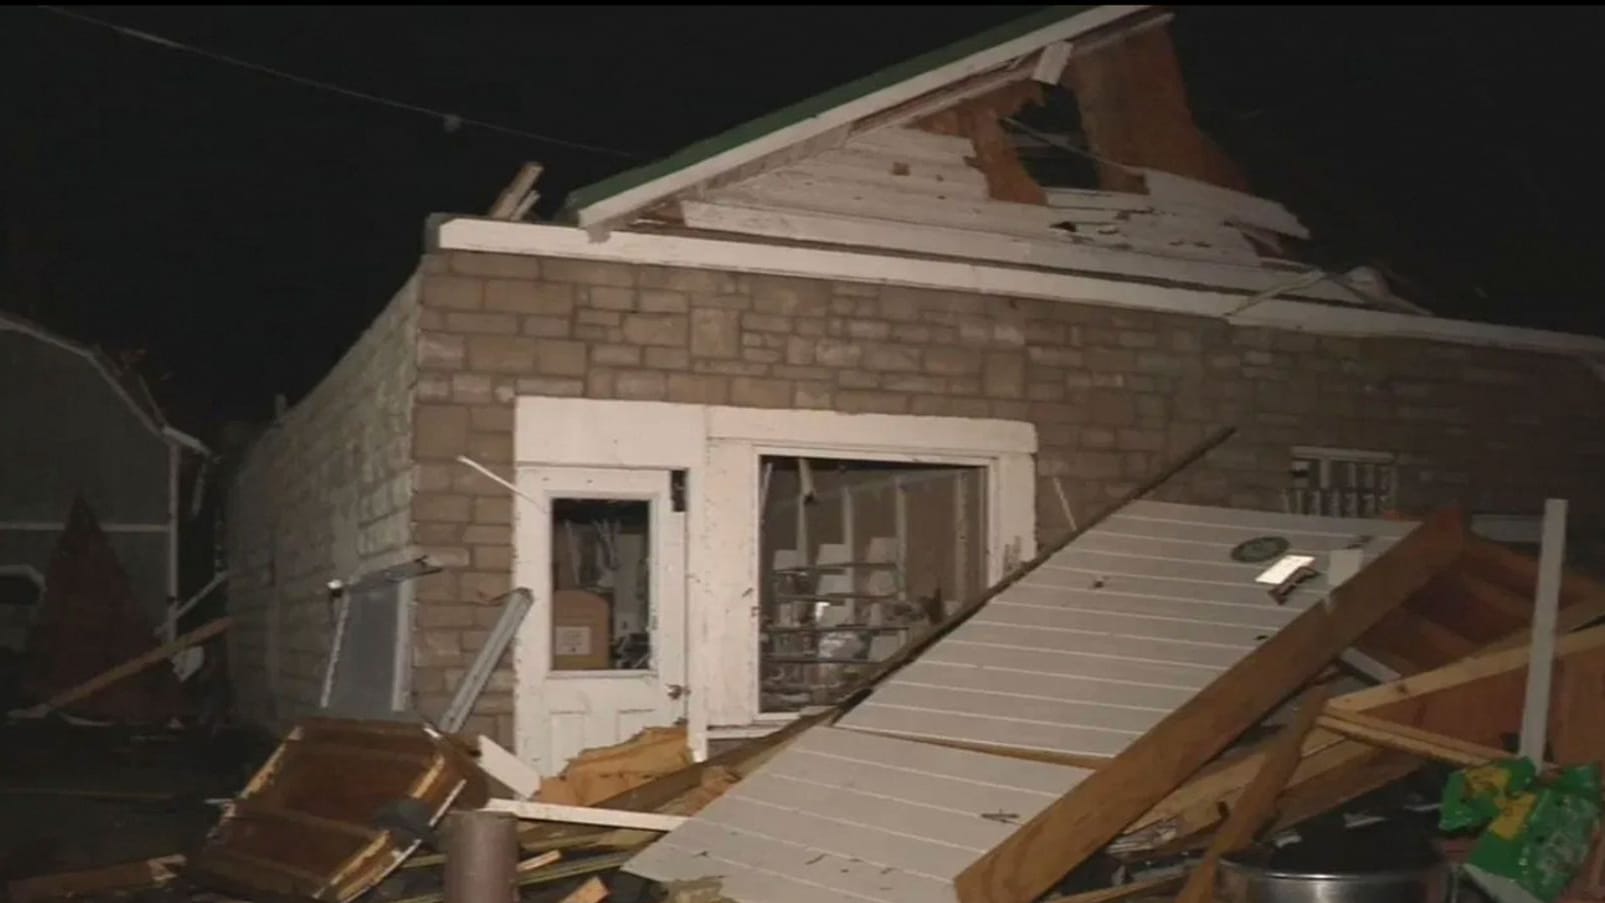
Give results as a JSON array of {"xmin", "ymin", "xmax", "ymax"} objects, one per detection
[
  {"xmin": 1317, "ymin": 708, "xmax": 1514, "ymax": 768},
  {"xmin": 393, "ymin": 852, "xmax": 634, "ymax": 903},
  {"xmin": 536, "ymin": 726, "xmax": 691, "ymax": 806},
  {"xmin": 1124, "ymin": 622, "xmax": 1605, "ymax": 847},
  {"xmin": 1175, "ymin": 685, "xmax": 1332, "ymax": 903},
  {"xmin": 558, "ymin": 877, "xmax": 610, "ymax": 903},
  {"xmin": 14, "ymin": 617, "xmax": 230, "ymax": 718},
  {"xmin": 951, "ymin": 508, "xmax": 1464, "ymax": 903},
  {"xmin": 483, "ymin": 800, "xmax": 687, "ymax": 832}
]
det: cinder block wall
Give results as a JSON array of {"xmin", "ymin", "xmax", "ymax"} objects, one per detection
[
  {"xmin": 410, "ymin": 250, "xmax": 1605, "ymax": 745},
  {"xmin": 225, "ymin": 276, "xmax": 422, "ymax": 731}
]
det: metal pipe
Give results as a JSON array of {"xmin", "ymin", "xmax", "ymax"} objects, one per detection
[{"xmin": 444, "ymin": 810, "xmax": 519, "ymax": 903}]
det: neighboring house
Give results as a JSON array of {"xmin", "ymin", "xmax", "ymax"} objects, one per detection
[
  {"xmin": 225, "ymin": 6, "xmax": 1605, "ymax": 772},
  {"xmin": 0, "ymin": 311, "xmax": 209, "ymax": 645}
]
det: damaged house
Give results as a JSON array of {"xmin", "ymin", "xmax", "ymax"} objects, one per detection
[
  {"xmin": 225, "ymin": 2, "xmax": 1605, "ymax": 787},
  {"xmin": 0, "ymin": 311, "xmax": 208, "ymax": 654}
]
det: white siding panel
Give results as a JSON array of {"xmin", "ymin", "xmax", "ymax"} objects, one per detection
[
  {"xmin": 625, "ymin": 728, "xmax": 1089, "ymax": 903},
  {"xmin": 841, "ymin": 502, "xmax": 1420, "ymax": 759}
]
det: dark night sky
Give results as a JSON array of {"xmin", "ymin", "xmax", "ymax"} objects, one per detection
[{"xmin": 4, "ymin": 6, "xmax": 1603, "ymax": 436}]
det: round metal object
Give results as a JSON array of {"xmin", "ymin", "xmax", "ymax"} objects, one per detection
[
  {"xmin": 1231, "ymin": 535, "xmax": 1291, "ymax": 563},
  {"xmin": 1217, "ymin": 844, "xmax": 1452, "ymax": 903}
]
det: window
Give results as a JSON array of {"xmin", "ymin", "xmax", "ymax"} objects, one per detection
[
  {"xmin": 549, "ymin": 498, "xmax": 652, "ymax": 671},
  {"xmin": 1286, "ymin": 446, "xmax": 1397, "ymax": 518}
]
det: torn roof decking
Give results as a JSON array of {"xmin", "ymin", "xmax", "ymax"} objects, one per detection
[
  {"xmin": 562, "ymin": 5, "xmax": 1151, "ymax": 230},
  {"xmin": 834, "ymin": 500, "xmax": 1417, "ymax": 762},
  {"xmin": 624, "ymin": 726, "xmax": 1093, "ymax": 903}
]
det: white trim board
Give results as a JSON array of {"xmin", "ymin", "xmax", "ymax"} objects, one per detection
[
  {"xmin": 569, "ymin": 5, "xmax": 1151, "ymax": 229},
  {"xmin": 435, "ymin": 218, "xmax": 1605, "ymax": 359}
]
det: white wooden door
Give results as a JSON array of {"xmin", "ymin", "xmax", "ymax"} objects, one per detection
[{"xmin": 516, "ymin": 465, "xmax": 687, "ymax": 776}]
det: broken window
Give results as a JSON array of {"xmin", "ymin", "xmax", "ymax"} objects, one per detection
[
  {"xmin": 1286, "ymin": 446, "xmax": 1397, "ymax": 518},
  {"xmin": 549, "ymin": 498, "xmax": 651, "ymax": 671},
  {"xmin": 757, "ymin": 457, "xmax": 985, "ymax": 713}
]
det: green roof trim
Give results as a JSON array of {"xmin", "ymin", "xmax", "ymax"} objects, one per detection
[{"xmin": 561, "ymin": 5, "xmax": 1089, "ymax": 220}]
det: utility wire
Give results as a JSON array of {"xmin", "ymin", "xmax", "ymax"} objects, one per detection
[{"xmin": 34, "ymin": 5, "xmax": 647, "ymax": 160}]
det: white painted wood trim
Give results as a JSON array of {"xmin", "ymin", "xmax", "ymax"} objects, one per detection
[
  {"xmin": 1032, "ymin": 41, "xmax": 1073, "ymax": 83},
  {"xmin": 436, "ymin": 219, "xmax": 1605, "ymax": 359},
  {"xmin": 481, "ymin": 799, "xmax": 687, "ymax": 831},
  {"xmin": 477, "ymin": 735, "xmax": 542, "ymax": 800},
  {"xmin": 1519, "ymin": 499, "xmax": 1567, "ymax": 762},
  {"xmin": 570, "ymin": 5, "xmax": 1151, "ymax": 229}
]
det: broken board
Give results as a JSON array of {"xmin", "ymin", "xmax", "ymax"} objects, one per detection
[{"xmin": 186, "ymin": 718, "xmax": 488, "ymax": 903}]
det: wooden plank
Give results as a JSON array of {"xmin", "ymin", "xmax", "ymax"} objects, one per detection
[
  {"xmin": 14, "ymin": 617, "xmax": 229, "ymax": 717},
  {"xmin": 994, "ymin": 584, "xmax": 1299, "ymax": 630},
  {"xmin": 1118, "ymin": 500, "xmax": 1413, "ymax": 537},
  {"xmin": 1075, "ymin": 528, "xmax": 1388, "ymax": 561},
  {"xmin": 951, "ymin": 508, "xmax": 1463, "ymax": 903},
  {"xmin": 1552, "ymin": 651, "xmax": 1605, "ymax": 766},
  {"xmin": 1096, "ymin": 512, "xmax": 1401, "ymax": 548},
  {"xmin": 233, "ymin": 799, "xmax": 383, "ymax": 841},
  {"xmin": 1358, "ymin": 607, "xmax": 1480, "ymax": 674},
  {"xmin": 482, "ymin": 800, "xmax": 687, "ymax": 832},
  {"xmin": 769, "ymin": 746, "xmax": 1071, "ymax": 819},
  {"xmin": 952, "ymin": 620, "xmax": 1247, "ymax": 668},
  {"xmin": 557, "ymin": 877, "xmax": 609, "ymax": 903},
  {"xmin": 1016, "ymin": 569, "xmax": 1332, "ymax": 612},
  {"xmin": 798, "ymin": 726, "xmax": 1089, "ymax": 794},
  {"xmin": 1334, "ymin": 624, "xmax": 1605, "ymax": 711},
  {"xmin": 890, "ymin": 659, "xmax": 1197, "ymax": 712},
  {"xmin": 8, "ymin": 855, "xmax": 183, "ymax": 903},
  {"xmin": 924, "ymin": 637, "xmax": 1219, "ymax": 689},
  {"xmin": 1317, "ymin": 709, "xmax": 1511, "ymax": 768},
  {"xmin": 1175, "ymin": 685, "xmax": 1331, "ymax": 903},
  {"xmin": 1520, "ymin": 499, "xmax": 1567, "ymax": 761},
  {"xmin": 865, "ymin": 681, "xmax": 1168, "ymax": 734},
  {"xmin": 846, "ymin": 705, "xmax": 1140, "ymax": 759},
  {"xmin": 984, "ymin": 599, "xmax": 1276, "ymax": 646},
  {"xmin": 477, "ymin": 735, "xmax": 541, "ymax": 800}
]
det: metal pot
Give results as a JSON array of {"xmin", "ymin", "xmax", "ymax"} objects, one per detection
[{"xmin": 1216, "ymin": 851, "xmax": 1453, "ymax": 903}]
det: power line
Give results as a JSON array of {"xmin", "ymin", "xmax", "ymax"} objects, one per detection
[{"xmin": 33, "ymin": 5, "xmax": 647, "ymax": 160}]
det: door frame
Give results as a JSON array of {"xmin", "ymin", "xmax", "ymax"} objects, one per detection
[{"xmin": 512, "ymin": 397, "xmax": 1037, "ymax": 766}]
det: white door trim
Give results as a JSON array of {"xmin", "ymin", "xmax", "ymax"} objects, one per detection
[{"xmin": 512, "ymin": 397, "xmax": 1037, "ymax": 766}]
